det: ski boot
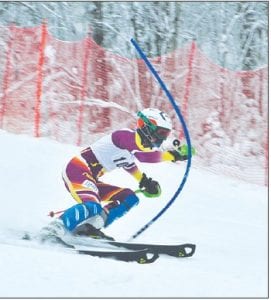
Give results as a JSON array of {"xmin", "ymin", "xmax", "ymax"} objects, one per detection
[{"xmin": 73, "ymin": 223, "xmax": 114, "ymax": 241}]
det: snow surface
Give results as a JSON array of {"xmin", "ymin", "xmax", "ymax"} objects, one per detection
[{"xmin": 0, "ymin": 129, "xmax": 268, "ymax": 298}]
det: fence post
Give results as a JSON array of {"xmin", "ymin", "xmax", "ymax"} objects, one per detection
[
  {"xmin": 34, "ymin": 21, "xmax": 47, "ymax": 138},
  {"xmin": 0, "ymin": 24, "xmax": 13, "ymax": 129},
  {"xmin": 77, "ymin": 37, "xmax": 90, "ymax": 146},
  {"xmin": 179, "ymin": 41, "xmax": 196, "ymax": 140}
]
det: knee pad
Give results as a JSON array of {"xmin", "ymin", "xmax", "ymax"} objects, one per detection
[
  {"xmin": 60, "ymin": 202, "xmax": 102, "ymax": 231},
  {"xmin": 104, "ymin": 194, "xmax": 139, "ymax": 227}
]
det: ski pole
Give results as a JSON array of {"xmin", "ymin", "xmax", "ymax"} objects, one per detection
[{"xmin": 48, "ymin": 209, "xmax": 65, "ymax": 217}]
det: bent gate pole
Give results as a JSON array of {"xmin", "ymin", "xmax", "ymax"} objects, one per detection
[{"xmin": 129, "ymin": 38, "xmax": 193, "ymax": 240}]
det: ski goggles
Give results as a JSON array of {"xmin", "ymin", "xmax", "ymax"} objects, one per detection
[
  {"xmin": 137, "ymin": 111, "xmax": 170, "ymax": 140},
  {"xmin": 143, "ymin": 125, "xmax": 170, "ymax": 148},
  {"xmin": 152, "ymin": 127, "xmax": 171, "ymax": 140}
]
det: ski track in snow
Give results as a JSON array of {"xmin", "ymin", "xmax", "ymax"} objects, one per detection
[{"xmin": 0, "ymin": 130, "xmax": 268, "ymax": 297}]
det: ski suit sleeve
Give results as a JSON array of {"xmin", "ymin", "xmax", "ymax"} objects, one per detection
[
  {"xmin": 111, "ymin": 130, "xmax": 175, "ymax": 182},
  {"xmin": 134, "ymin": 151, "xmax": 175, "ymax": 163},
  {"xmin": 122, "ymin": 151, "xmax": 175, "ymax": 181},
  {"xmin": 111, "ymin": 130, "xmax": 144, "ymax": 182},
  {"xmin": 123, "ymin": 163, "xmax": 143, "ymax": 181}
]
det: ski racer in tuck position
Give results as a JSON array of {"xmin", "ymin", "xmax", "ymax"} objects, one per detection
[{"xmin": 42, "ymin": 108, "xmax": 193, "ymax": 241}]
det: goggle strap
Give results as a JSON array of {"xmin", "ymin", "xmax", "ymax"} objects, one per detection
[{"xmin": 137, "ymin": 111, "xmax": 157, "ymax": 132}]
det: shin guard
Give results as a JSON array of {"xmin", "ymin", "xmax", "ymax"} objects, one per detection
[
  {"xmin": 104, "ymin": 194, "xmax": 139, "ymax": 227},
  {"xmin": 60, "ymin": 202, "xmax": 102, "ymax": 231}
]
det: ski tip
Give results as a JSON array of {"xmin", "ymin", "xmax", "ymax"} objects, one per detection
[
  {"xmin": 137, "ymin": 250, "xmax": 159, "ymax": 264},
  {"xmin": 181, "ymin": 243, "xmax": 196, "ymax": 257}
]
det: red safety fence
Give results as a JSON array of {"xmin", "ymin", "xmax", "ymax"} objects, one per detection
[{"xmin": 0, "ymin": 23, "xmax": 268, "ymax": 186}]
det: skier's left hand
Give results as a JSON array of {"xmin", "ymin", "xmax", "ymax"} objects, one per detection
[
  {"xmin": 169, "ymin": 144, "xmax": 196, "ymax": 162},
  {"xmin": 139, "ymin": 173, "xmax": 161, "ymax": 197}
]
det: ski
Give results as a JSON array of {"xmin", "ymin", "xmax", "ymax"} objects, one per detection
[
  {"xmin": 77, "ymin": 248, "xmax": 158, "ymax": 264},
  {"xmin": 61, "ymin": 239, "xmax": 158, "ymax": 264},
  {"xmin": 22, "ymin": 232, "xmax": 159, "ymax": 264},
  {"xmin": 22, "ymin": 232, "xmax": 195, "ymax": 261},
  {"xmin": 104, "ymin": 241, "xmax": 196, "ymax": 258},
  {"xmin": 58, "ymin": 234, "xmax": 196, "ymax": 258}
]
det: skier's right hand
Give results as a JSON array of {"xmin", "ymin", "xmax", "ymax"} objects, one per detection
[{"xmin": 139, "ymin": 173, "xmax": 161, "ymax": 197}]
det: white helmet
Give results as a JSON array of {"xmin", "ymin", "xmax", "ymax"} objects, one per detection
[{"xmin": 136, "ymin": 108, "xmax": 172, "ymax": 148}]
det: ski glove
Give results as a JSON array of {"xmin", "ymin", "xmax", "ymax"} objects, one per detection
[
  {"xmin": 139, "ymin": 173, "xmax": 161, "ymax": 198},
  {"xmin": 169, "ymin": 144, "xmax": 196, "ymax": 162}
]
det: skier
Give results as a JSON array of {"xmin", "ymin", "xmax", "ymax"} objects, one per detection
[{"xmin": 42, "ymin": 108, "xmax": 193, "ymax": 241}]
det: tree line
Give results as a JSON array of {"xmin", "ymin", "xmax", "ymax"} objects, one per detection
[{"xmin": 0, "ymin": 1, "xmax": 268, "ymax": 70}]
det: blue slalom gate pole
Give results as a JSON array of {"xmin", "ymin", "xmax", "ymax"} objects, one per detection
[{"xmin": 129, "ymin": 38, "xmax": 193, "ymax": 240}]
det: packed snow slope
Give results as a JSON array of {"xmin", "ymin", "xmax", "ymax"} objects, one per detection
[{"xmin": 0, "ymin": 130, "xmax": 268, "ymax": 298}]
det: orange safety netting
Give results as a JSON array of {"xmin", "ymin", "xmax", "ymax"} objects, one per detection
[{"xmin": 0, "ymin": 24, "xmax": 268, "ymax": 186}]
